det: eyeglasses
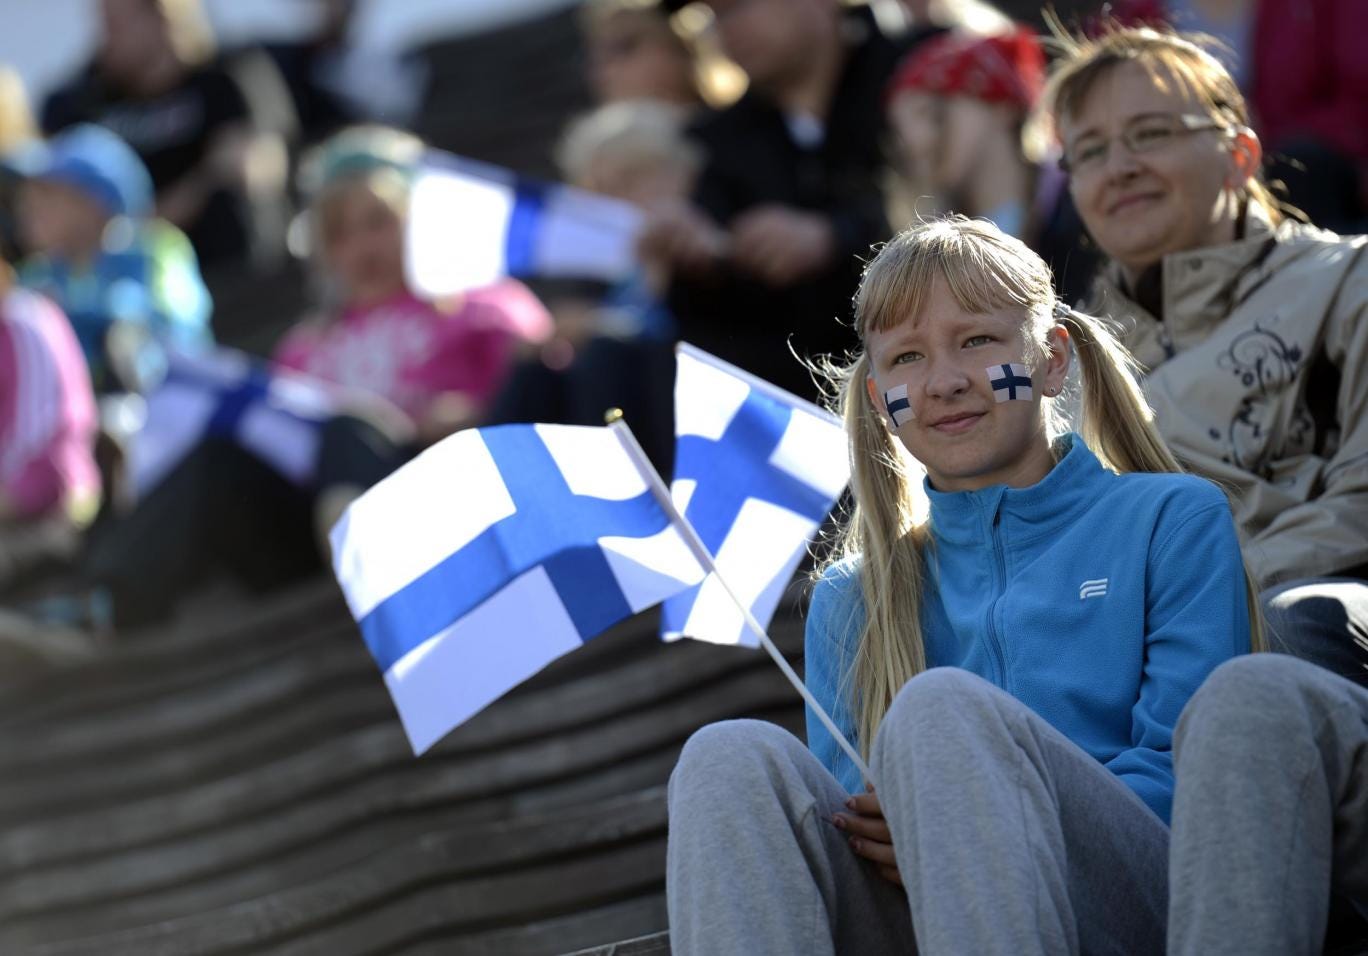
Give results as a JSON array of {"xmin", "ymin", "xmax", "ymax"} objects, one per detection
[{"xmin": 1058, "ymin": 113, "xmax": 1227, "ymax": 175}]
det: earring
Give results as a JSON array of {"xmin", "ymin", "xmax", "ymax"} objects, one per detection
[{"xmin": 1044, "ymin": 387, "xmax": 1058, "ymax": 397}]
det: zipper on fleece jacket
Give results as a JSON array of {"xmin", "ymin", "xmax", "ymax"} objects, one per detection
[{"xmin": 984, "ymin": 508, "xmax": 1008, "ymax": 688}]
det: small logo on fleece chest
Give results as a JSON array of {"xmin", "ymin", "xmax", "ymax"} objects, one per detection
[{"xmin": 1079, "ymin": 578, "xmax": 1109, "ymax": 600}]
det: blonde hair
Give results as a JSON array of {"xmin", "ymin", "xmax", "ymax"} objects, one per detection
[
  {"xmin": 292, "ymin": 126, "xmax": 423, "ymax": 309},
  {"xmin": 1042, "ymin": 23, "xmax": 1288, "ymax": 225},
  {"xmin": 0, "ymin": 67, "xmax": 35, "ymax": 154},
  {"xmin": 822, "ymin": 216, "xmax": 1265, "ymax": 756},
  {"xmin": 556, "ymin": 99, "xmax": 701, "ymax": 189}
]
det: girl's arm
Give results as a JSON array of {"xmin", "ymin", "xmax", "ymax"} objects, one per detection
[
  {"xmin": 804, "ymin": 562, "xmax": 867, "ymax": 795},
  {"xmin": 1106, "ymin": 485, "xmax": 1251, "ymax": 823}
]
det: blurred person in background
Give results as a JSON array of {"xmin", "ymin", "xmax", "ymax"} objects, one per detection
[
  {"xmin": 1046, "ymin": 26, "xmax": 1368, "ymax": 690},
  {"xmin": 1104, "ymin": 0, "xmax": 1368, "ymax": 233},
  {"xmin": 8, "ymin": 124, "xmax": 213, "ymax": 395},
  {"xmin": 490, "ymin": 99, "xmax": 704, "ymax": 471},
  {"xmin": 582, "ymin": 0, "xmax": 706, "ymax": 108},
  {"xmin": 0, "ymin": 257, "xmax": 101, "ymax": 596},
  {"xmin": 580, "ymin": 0, "xmax": 748, "ymax": 117},
  {"xmin": 260, "ymin": 0, "xmax": 361, "ymax": 142},
  {"xmin": 41, "ymin": 0, "xmax": 293, "ymax": 269},
  {"xmin": 885, "ymin": 26, "xmax": 1099, "ymax": 304},
  {"xmin": 265, "ymin": 0, "xmax": 427, "ymax": 140},
  {"xmin": 638, "ymin": 0, "xmax": 915, "ymax": 399},
  {"xmin": 77, "ymin": 126, "xmax": 552, "ymax": 629},
  {"xmin": 274, "ymin": 125, "xmax": 553, "ymax": 449}
]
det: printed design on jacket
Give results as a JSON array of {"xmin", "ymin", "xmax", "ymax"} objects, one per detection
[{"xmin": 1213, "ymin": 323, "xmax": 1308, "ymax": 478}]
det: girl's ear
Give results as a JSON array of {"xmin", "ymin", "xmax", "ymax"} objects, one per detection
[
  {"xmin": 1225, "ymin": 127, "xmax": 1263, "ymax": 190},
  {"xmin": 1041, "ymin": 324, "xmax": 1071, "ymax": 397}
]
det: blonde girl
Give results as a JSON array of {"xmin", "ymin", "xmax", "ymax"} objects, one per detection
[{"xmin": 666, "ymin": 216, "xmax": 1258, "ymax": 956}]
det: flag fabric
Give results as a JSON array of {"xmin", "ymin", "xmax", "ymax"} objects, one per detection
[
  {"xmin": 663, "ymin": 345, "xmax": 850, "ymax": 647},
  {"xmin": 331, "ymin": 423, "xmax": 706, "ymax": 754},
  {"xmin": 406, "ymin": 151, "xmax": 643, "ymax": 299},
  {"xmin": 128, "ymin": 348, "xmax": 339, "ymax": 495}
]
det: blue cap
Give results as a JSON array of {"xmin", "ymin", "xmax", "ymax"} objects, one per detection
[{"xmin": 6, "ymin": 124, "xmax": 154, "ymax": 219}]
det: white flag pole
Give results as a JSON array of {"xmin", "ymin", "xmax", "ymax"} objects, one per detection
[{"xmin": 608, "ymin": 413, "xmax": 874, "ymax": 785}]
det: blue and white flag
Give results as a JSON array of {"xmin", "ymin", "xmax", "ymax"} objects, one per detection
[
  {"xmin": 987, "ymin": 362, "xmax": 1033, "ymax": 402},
  {"xmin": 128, "ymin": 348, "xmax": 340, "ymax": 495},
  {"xmin": 663, "ymin": 345, "xmax": 850, "ymax": 647},
  {"xmin": 406, "ymin": 151, "xmax": 643, "ymax": 299},
  {"xmin": 331, "ymin": 423, "xmax": 706, "ymax": 754}
]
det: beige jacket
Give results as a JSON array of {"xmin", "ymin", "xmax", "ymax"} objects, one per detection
[{"xmin": 1088, "ymin": 211, "xmax": 1368, "ymax": 587}]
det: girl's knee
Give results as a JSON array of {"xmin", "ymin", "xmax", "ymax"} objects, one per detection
[
  {"xmin": 884, "ymin": 668, "xmax": 999, "ymax": 732},
  {"xmin": 1178, "ymin": 655, "xmax": 1322, "ymax": 751},
  {"xmin": 671, "ymin": 719, "xmax": 802, "ymax": 790}
]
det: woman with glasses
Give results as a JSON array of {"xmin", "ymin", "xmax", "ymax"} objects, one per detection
[
  {"xmin": 1046, "ymin": 25, "xmax": 1368, "ymax": 690},
  {"xmin": 1046, "ymin": 29, "xmax": 1368, "ymax": 952}
]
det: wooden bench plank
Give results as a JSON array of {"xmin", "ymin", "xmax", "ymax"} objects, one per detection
[
  {"xmin": 0, "ymin": 674, "xmax": 800, "ymax": 933},
  {"xmin": 16, "ymin": 787, "xmax": 668, "ymax": 954}
]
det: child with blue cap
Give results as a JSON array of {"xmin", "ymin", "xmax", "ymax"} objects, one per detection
[{"xmin": 8, "ymin": 123, "xmax": 212, "ymax": 391}]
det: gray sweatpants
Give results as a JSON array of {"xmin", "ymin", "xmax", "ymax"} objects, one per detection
[
  {"xmin": 667, "ymin": 668, "xmax": 1169, "ymax": 956},
  {"xmin": 1169, "ymin": 654, "xmax": 1368, "ymax": 955}
]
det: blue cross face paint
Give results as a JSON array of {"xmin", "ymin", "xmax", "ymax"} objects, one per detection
[
  {"xmin": 987, "ymin": 363, "xmax": 1033, "ymax": 402},
  {"xmin": 884, "ymin": 383, "xmax": 915, "ymax": 427}
]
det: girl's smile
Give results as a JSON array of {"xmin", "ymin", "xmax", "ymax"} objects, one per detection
[
  {"xmin": 863, "ymin": 276, "xmax": 1069, "ymax": 493},
  {"xmin": 928, "ymin": 411, "xmax": 985, "ymax": 435}
]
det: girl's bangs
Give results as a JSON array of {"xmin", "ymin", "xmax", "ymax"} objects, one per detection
[{"xmin": 856, "ymin": 223, "xmax": 1044, "ymax": 338}]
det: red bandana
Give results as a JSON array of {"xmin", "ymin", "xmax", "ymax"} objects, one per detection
[{"xmin": 887, "ymin": 27, "xmax": 1046, "ymax": 111}]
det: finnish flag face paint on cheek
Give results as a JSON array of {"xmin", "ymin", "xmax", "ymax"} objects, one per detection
[
  {"xmin": 987, "ymin": 363, "xmax": 1033, "ymax": 403},
  {"xmin": 884, "ymin": 383, "xmax": 915, "ymax": 427}
]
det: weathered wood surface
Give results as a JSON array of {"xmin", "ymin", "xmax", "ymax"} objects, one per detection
[
  {"xmin": 564, "ymin": 930, "xmax": 672, "ymax": 956},
  {"xmin": 0, "ymin": 575, "xmax": 804, "ymax": 953}
]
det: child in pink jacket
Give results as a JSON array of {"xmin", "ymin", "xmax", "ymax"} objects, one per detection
[
  {"xmin": 274, "ymin": 126, "xmax": 551, "ymax": 445},
  {"xmin": 0, "ymin": 264, "xmax": 100, "ymax": 589}
]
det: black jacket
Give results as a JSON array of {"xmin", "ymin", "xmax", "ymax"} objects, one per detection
[{"xmin": 668, "ymin": 12, "xmax": 917, "ymax": 399}]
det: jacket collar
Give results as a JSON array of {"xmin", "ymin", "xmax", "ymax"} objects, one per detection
[
  {"xmin": 1091, "ymin": 202, "xmax": 1280, "ymax": 324},
  {"xmin": 924, "ymin": 433, "xmax": 1108, "ymax": 547},
  {"xmin": 1088, "ymin": 203, "xmax": 1291, "ymax": 350}
]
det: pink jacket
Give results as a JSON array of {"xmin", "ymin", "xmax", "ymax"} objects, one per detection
[
  {"xmin": 0, "ymin": 289, "xmax": 101, "ymax": 519},
  {"xmin": 273, "ymin": 281, "xmax": 552, "ymax": 423}
]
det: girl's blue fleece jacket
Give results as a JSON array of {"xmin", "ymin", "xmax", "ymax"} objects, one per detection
[{"xmin": 805, "ymin": 434, "xmax": 1250, "ymax": 823}]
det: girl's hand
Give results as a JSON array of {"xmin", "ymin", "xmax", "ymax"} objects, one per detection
[{"xmin": 833, "ymin": 788, "xmax": 903, "ymax": 887}]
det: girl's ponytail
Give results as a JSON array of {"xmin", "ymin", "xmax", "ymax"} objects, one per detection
[
  {"xmin": 827, "ymin": 353, "xmax": 930, "ymax": 758},
  {"xmin": 1056, "ymin": 304, "xmax": 1181, "ymax": 475}
]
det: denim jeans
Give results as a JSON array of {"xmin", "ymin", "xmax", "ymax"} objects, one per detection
[{"xmin": 1262, "ymin": 577, "xmax": 1368, "ymax": 687}]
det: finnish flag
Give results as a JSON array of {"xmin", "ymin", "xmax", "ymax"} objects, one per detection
[
  {"xmin": 331, "ymin": 423, "xmax": 706, "ymax": 754},
  {"xmin": 406, "ymin": 151, "xmax": 643, "ymax": 299},
  {"xmin": 128, "ymin": 348, "xmax": 339, "ymax": 495},
  {"xmin": 988, "ymin": 362, "xmax": 1033, "ymax": 402},
  {"xmin": 663, "ymin": 345, "xmax": 850, "ymax": 647}
]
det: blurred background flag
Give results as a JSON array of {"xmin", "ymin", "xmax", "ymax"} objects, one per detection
[
  {"xmin": 330, "ymin": 423, "xmax": 706, "ymax": 755},
  {"xmin": 663, "ymin": 344, "xmax": 850, "ymax": 648},
  {"xmin": 405, "ymin": 151, "xmax": 643, "ymax": 299},
  {"xmin": 127, "ymin": 347, "xmax": 342, "ymax": 495}
]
